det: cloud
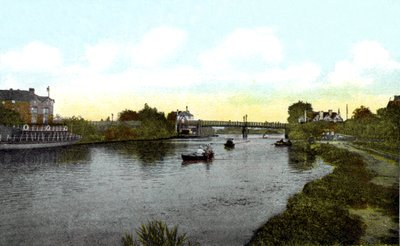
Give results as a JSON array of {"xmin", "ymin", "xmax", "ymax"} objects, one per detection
[
  {"xmin": 85, "ymin": 42, "xmax": 119, "ymax": 71},
  {"xmin": 130, "ymin": 26, "xmax": 187, "ymax": 67},
  {"xmin": 0, "ymin": 41, "xmax": 62, "ymax": 72},
  {"xmin": 351, "ymin": 41, "xmax": 399, "ymax": 70},
  {"xmin": 256, "ymin": 62, "xmax": 321, "ymax": 88},
  {"xmin": 326, "ymin": 41, "xmax": 400, "ymax": 88},
  {"xmin": 199, "ymin": 28, "xmax": 283, "ymax": 73}
]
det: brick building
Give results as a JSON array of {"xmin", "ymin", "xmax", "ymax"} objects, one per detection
[{"xmin": 0, "ymin": 88, "xmax": 54, "ymax": 124}]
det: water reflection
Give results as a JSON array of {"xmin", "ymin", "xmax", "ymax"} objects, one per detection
[
  {"xmin": 288, "ymin": 144, "xmax": 317, "ymax": 170},
  {"xmin": 102, "ymin": 140, "xmax": 176, "ymax": 164},
  {"xmin": 0, "ymin": 145, "xmax": 91, "ymax": 166}
]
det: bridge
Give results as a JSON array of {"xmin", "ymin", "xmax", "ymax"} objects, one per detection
[
  {"xmin": 187, "ymin": 120, "xmax": 287, "ymax": 129},
  {"xmin": 178, "ymin": 118, "xmax": 288, "ymax": 138}
]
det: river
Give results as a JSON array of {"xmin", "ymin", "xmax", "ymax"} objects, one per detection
[{"xmin": 0, "ymin": 135, "xmax": 332, "ymax": 246}]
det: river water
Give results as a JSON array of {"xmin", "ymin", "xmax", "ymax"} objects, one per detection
[{"xmin": 0, "ymin": 135, "xmax": 332, "ymax": 246}]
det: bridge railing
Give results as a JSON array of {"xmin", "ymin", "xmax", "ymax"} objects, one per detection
[{"xmin": 186, "ymin": 120, "xmax": 287, "ymax": 128}]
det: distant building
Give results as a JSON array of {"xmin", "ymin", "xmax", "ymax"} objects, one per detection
[
  {"xmin": 0, "ymin": 88, "xmax": 54, "ymax": 124},
  {"xmin": 298, "ymin": 109, "xmax": 343, "ymax": 123},
  {"xmin": 387, "ymin": 95, "xmax": 400, "ymax": 108},
  {"xmin": 176, "ymin": 106, "xmax": 196, "ymax": 134},
  {"xmin": 177, "ymin": 106, "xmax": 194, "ymax": 122}
]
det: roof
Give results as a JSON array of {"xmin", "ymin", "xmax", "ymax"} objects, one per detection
[
  {"xmin": 0, "ymin": 89, "xmax": 54, "ymax": 103},
  {"xmin": 387, "ymin": 95, "xmax": 400, "ymax": 108},
  {"xmin": 178, "ymin": 111, "xmax": 193, "ymax": 117}
]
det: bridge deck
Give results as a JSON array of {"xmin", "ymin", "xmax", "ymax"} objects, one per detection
[{"xmin": 187, "ymin": 120, "xmax": 287, "ymax": 129}]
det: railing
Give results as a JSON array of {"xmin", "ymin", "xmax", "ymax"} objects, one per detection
[
  {"xmin": 0, "ymin": 124, "xmax": 81, "ymax": 143},
  {"xmin": 185, "ymin": 120, "xmax": 287, "ymax": 129}
]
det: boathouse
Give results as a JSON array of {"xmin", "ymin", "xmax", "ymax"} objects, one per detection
[{"xmin": 0, "ymin": 87, "xmax": 54, "ymax": 124}]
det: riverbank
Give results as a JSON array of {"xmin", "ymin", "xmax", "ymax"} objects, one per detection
[
  {"xmin": 247, "ymin": 143, "xmax": 399, "ymax": 245},
  {"xmin": 73, "ymin": 134, "xmax": 219, "ymax": 146}
]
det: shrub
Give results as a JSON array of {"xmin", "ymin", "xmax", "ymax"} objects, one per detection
[{"xmin": 122, "ymin": 220, "xmax": 199, "ymax": 246}]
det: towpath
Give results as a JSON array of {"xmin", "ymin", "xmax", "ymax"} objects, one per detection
[{"xmin": 331, "ymin": 142, "xmax": 399, "ymax": 244}]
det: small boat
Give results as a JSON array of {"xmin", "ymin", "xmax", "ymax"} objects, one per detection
[
  {"xmin": 181, "ymin": 145, "xmax": 214, "ymax": 162},
  {"xmin": 274, "ymin": 139, "xmax": 292, "ymax": 147},
  {"xmin": 224, "ymin": 138, "xmax": 235, "ymax": 148}
]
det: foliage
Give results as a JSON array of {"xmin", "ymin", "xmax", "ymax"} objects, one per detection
[
  {"xmin": 352, "ymin": 105, "xmax": 374, "ymax": 121},
  {"xmin": 0, "ymin": 104, "xmax": 24, "ymax": 125},
  {"xmin": 166, "ymin": 111, "xmax": 177, "ymax": 122},
  {"xmin": 135, "ymin": 104, "xmax": 176, "ymax": 139},
  {"xmin": 287, "ymin": 101, "xmax": 313, "ymax": 124},
  {"xmin": 288, "ymin": 121, "xmax": 334, "ymax": 140},
  {"xmin": 122, "ymin": 220, "xmax": 199, "ymax": 246},
  {"xmin": 107, "ymin": 104, "xmax": 176, "ymax": 141},
  {"xmin": 247, "ymin": 144, "xmax": 399, "ymax": 245},
  {"xmin": 119, "ymin": 109, "xmax": 140, "ymax": 121},
  {"xmin": 104, "ymin": 123, "xmax": 136, "ymax": 141},
  {"xmin": 62, "ymin": 116, "xmax": 103, "ymax": 143},
  {"xmin": 337, "ymin": 103, "xmax": 400, "ymax": 151}
]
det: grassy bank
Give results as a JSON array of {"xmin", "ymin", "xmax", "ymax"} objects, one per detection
[{"xmin": 247, "ymin": 144, "xmax": 399, "ymax": 245}]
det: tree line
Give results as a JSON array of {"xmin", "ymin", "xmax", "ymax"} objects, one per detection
[
  {"xmin": 287, "ymin": 100, "xmax": 399, "ymax": 151},
  {"xmin": 0, "ymin": 103, "xmax": 177, "ymax": 143}
]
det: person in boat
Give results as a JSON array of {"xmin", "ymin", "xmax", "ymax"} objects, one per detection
[
  {"xmin": 196, "ymin": 146, "xmax": 206, "ymax": 156},
  {"xmin": 278, "ymin": 139, "xmax": 284, "ymax": 143}
]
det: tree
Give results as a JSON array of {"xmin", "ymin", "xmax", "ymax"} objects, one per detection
[
  {"xmin": 167, "ymin": 111, "xmax": 177, "ymax": 122},
  {"xmin": 287, "ymin": 101, "xmax": 313, "ymax": 124},
  {"xmin": 0, "ymin": 105, "xmax": 23, "ymax": 125},
  {"xmin": 352, "ymin": 105, "xmax": 374, "ymax": 120},
  {"xmin": 118, "ymin": 109, "xmax": 139, "ymax": 121}
]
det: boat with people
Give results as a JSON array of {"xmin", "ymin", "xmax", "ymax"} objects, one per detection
[
  {"xmin": 181, "ymin": 144, "xmax": 214, "ymax": 162},
  {"xmin": 0, "ymin": 124, "xmax": 81, "ymax": 150},
  {"xmin": 224, "ymin": 138, "xmax": 235, "ymax": 148},
  {"xmin": 274, "ymin": 139, "xmax": 292, "ymax": 147}
]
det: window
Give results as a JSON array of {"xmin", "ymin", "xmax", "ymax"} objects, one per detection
[
  {"xmin": 31, "ymin": 107, "xmax": 38, "ymax": 124},
  {"xmin": 43, "ymin": 108, "xmax": 49, "ymax": 124}
]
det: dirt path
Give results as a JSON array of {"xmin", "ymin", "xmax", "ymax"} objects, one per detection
[{"xmin": 331, "ymin": 142, "xmax": 399, "ymax": 244}]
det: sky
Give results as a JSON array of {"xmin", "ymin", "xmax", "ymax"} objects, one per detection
[{"xmin": 0, "ymin": 0, "xmax": 399, "ymax": 122}]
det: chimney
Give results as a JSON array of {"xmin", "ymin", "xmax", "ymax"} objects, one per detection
[
  {"xmin": 319, "ymin": 111, "xmax": 323, "ymax": 120},
  {"xmin": 29, "ymin": 88, "xmax": 35, "ymax": 94},
  {"xmin": 328, "ymin": 109, "xmax": 332, "ymax": 117},
  {"xmin": 186, "ymin": 106, "xmax": 188, "ymax": 112}
]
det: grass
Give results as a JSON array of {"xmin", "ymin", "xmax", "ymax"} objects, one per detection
[
  {"xmin": 247, "ymin": 144, "xmax": 399, "ymax": 245},
  {"xmin": 122, "ymin": 220, "xmax": 199, "ymax": 246}
]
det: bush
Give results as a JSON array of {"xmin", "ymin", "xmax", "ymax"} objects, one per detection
[{"xmin": 122, "ymin": 220, "xmax": 199, "ymax": 246}]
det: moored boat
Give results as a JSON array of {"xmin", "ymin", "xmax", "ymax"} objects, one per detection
[
  {"xmin": 274, "ymin": 139, "xmax": 292, "ymax": 147},
  {"xmin": 224, "ymin": 138, "xmax": 235, "ymax": 148},
  {"xmin": 0, "ymin": 124, "xmax": 81, "ymax": 150}
]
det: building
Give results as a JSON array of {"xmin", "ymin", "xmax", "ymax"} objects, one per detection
[
  {"xmin": 387, "ymin": 95, "xmax": 400, "ymax": 108},
  {"xmin": 176, "ymin": 106, "xmax": 196, "ymax": 134},
  {"xmin": 0, "ymin": 88, "xmax": 54, "ymax": 124},
  {"xmin": 298, "ymin": 109, "xmax": 343, "ymax": 123}
]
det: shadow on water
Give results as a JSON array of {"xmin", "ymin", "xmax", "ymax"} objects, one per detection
[
  {"xmin": 0, "ymin": 145, "xmax": 91, "ymax": 166},
  {"xmin": 102, "ymin": 140, "xmax": 176, "ymax": 165},
  {"xmin": 288, "ymin": 144, "xmax": 317, "ymax": 171}
]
